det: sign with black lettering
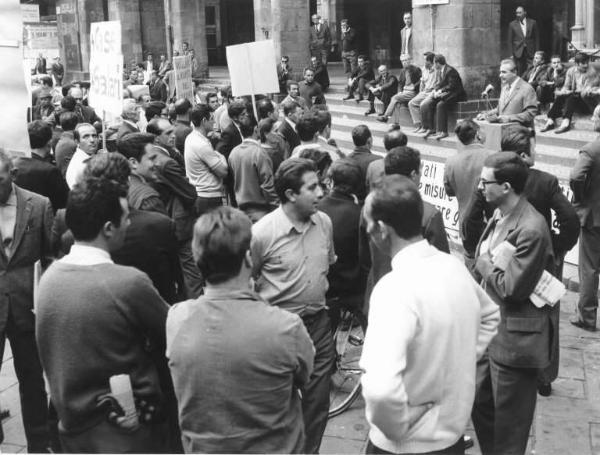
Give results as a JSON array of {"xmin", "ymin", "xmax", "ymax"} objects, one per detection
[{"xmin": 89, "ymin": 21, "xmax": 123, "ymax": 116}]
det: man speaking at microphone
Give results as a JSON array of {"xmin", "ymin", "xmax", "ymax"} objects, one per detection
[{"xmin": 477, "ymin": 59, "xmax": 538, "ymax": 127}]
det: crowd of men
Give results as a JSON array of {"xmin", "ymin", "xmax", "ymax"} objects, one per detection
[{"xmin": 6, "ymin": 4, "xmax": 600, "ymax": 455}]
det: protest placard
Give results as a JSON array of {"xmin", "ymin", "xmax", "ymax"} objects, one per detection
[
  {"xmin": 88, "ymin": 21, "xmax": 123, "ymax": 117},
  {"xmin": 226, "ymin": 40, "xmax": 279, "ymax": 98},
  {"xmin": 0, "ymin": 0, "xmax": 31, "ymax": 156},
  {"xmin": 418, "ymin": 159, "xmax": 460, "ymax": 233},
  {"xmin": 173, "ymin": 55, "xmax": 194, "ymax": 104}
]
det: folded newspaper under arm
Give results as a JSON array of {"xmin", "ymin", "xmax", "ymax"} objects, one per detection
[{"xmin": 490, "ymin": 241, "xmax": 565, "ymax": 308}]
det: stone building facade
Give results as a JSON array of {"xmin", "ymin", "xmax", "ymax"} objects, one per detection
[{"xmin": 48, "ymin": 0, "xmax": 599, "ymax": 96}]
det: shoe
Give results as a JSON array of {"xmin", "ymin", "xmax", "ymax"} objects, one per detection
[
  {"xmin": 569, "ymin": 317, "xmax": 596, "ymax": 332},
  {"xmin": 434, "ymin": 132, "xmax": 449, "ymax": 141},
  {"xmin": 540, "ymin": 123, "xmax": 554, "ymax": 132},
  {"xmin": 538, "ymin": 383, "xmax": 552, "ymax": 397},
  {"xmin": 420, "ymin": 129, "xmax": 435, "ymax": 138},
  {"xmin": 376, "ymin": 115, "xmax": 389, "ymax": 123},
  {"xmin": 355, "ymin": 96, "xmax": 364, "ymax": 104},
  {"xmin": 342, "ymin": 95, "xmax": 353, "ymax": 101},
  {"xmin": 463, "ymin": 435, "xmax": 474, "ymax": 450},
  {"xmin": 555, "ymin": 124, "xmax": 571, "ymax": 134},
  {"xmin": 364, "ymin": 107, "xmax": 376, "ymax": 116}
]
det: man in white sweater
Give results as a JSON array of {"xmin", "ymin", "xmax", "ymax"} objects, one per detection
[{"xmin": 360, "ymin": 175, "xmax": 500, "ymax": 454}]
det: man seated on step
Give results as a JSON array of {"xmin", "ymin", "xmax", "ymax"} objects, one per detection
[
  {"xmin": 376, "ymin": 54, "xmax": 421, "ymax": 123},
  {"xmin": 537, "ymin": 55, "xmax": 567, "ymax": 106},
  {"xmin": 343, "ymin": 55, "xmax": 375, "ymax": 103},
  {"xmin": 541, "ymin": 52, "xmax": 600, "ymax": 134},
  {"xmin": 364, "ymin": 65, "xmax": 398, "ymax": 117},
  {"xmin": 476, "ymin": 58, "xmax": 538, "ymax": 128}
]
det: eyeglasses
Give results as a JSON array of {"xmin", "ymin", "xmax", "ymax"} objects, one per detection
[{"xmin": 479, "ymin": 178, "xmax": 499, "ymax": 187}]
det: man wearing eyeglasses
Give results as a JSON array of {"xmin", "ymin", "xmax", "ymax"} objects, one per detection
[
  {"xmin": 471, "ymin": 152, "xmax": 554, "ymax": 455},
  {"xmin": 277, "ymin": 56, "xmax": 293, "ymax": 94}
]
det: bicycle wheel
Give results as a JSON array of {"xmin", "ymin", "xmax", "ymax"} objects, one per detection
[{"xmin": 328, "ymin": 308, "xmax": 367, "ymax": 418}]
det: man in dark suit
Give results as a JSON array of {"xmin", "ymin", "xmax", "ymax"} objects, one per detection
[
  {"xmin": 0, "ymin": 150, "xmax": 51, "ymax": 452},
  {"xmin": 347, "ymin": 125, "xmax": 380, "ymax": 200},
  {"xmin": 420, "ymin": 54, "xmax": 467, "ymax": 140},
  {"xmin": 117, "ymin": 99, "xmax": 141, "ymax": 141},
  {"xmin": 522, "ymin": 51, "xmax": 548, "ymax": 94},
  {"xmin": 14, "ymin": 121, "xmax": 69, "ymax": 213},
  {"xmin": 344, "ymin": 55, "xmax": 375, "ymax": 102},
  {"xmin": 340, "ymin": 19, "xmax": 357, "ymax": 75},
  {"xmin": 216, "ymin": 101, "xmax": 246, "ymax": 160},
  {"xmin": 365, "ymin": 65, "xmax": 398, "ymax": 116},
  {"xmin": 399, "ymin": 11, "xmax": 413, "ymax": 59},
  {"xmin": 570, "ymin": 123, "xmax": 600, "ymax": 331},
  {"xmin": 508, "ymin": 6, "xmax": 540, "ymax": 76},
  {"xmin": 277, "ymin": 56, "xmax": 294, "ymax": 94},
  {"xmin": 472, "ymin": 152, "xmax": 554, "ymax": 455},
  {"xmin": 478, "ymin": 58, "xmax": 538, "ymax": 127},
  {"xmin": 69, "ymin": 87, "xmax": 102, "ymax": 126},
  {"xmin": 309, "ymin": 14, "xmax": 331, "ymax": 65},
  {"xmin": 277, "ymin": 100, "xmax": 302, "ymax": 153},
  {"xmin": 148, "ymin": 70, "xmax": 168, "ymax": 103},
  {"xmin": 376, "ymin": 54, "xmax": 421, "ymax": 122},
  {"xmin": 537, "ymin": 55, "xmax": 567, "ymax": 105},
  {"xmin": 310, "ymin": 56, "xmax": 330, "ymax": 91}
]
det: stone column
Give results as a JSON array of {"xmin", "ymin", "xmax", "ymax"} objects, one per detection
[
  {"xmin": 412, "ymin": 0, "xmax": 501, "ymax": 99},
  {"xmin": 107, "ymin": 0, "xmax": 143, "ymax": 65},
  {"xmin": 585, "ymin": 0, "xmax": 595, "ymax": 48},
  {"xmin": 76, "ymin": 0, "xmax": 106, "ymax": 76},
  {"xmin": 571, "ymin": 0, "xmax": 586, "ymax": 49},
  {"xmin": 319, "ymin": 0, "xmax": 337, "ymax": 46},
  {"xmin": 254, "ymin": 0, "xmax": 310, "ymax": 74},
  {"xmin": 170, "ymin": 0, "xmax": 209, "ymax": 77}
]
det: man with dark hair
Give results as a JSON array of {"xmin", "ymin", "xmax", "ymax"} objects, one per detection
[
  {"xmin": 310, "ymin": 55, "xmax": 330, "ymax": 92},
  {"xmin": 172, "ymin": 98, "xmax": 193, "ymax": 154},
  {"xmin": 317, "ymin": 159, "xmax": 365, "ymax": 329},
  {"xmin": 299, "ymin": 68, "xmax": 325, "ymax": 108},
  {"xmin": 376, "ymin": 54, "xmax": 421, "ymax": 123},
  {"xmin": 55, "ymin": 111, "xmax": 79, "ymax": 176},
  {"xmin": 66, "ymin": 123, "xmax": 98, "ymax": 188},
  {"xmin": 365, "ymin": 65, "xmax": 398, "ymax": 117},
  {"xmin": 186, "ymin": 104, "xmax": 228, "ymax": 216},
  {"xmin": 508, "ymin": 6, "xmax": 539, "ymax": 76},
  {"xmin": 36, "ymin": 177, "xmax": 170, "ymax": 453},
  {"xmin": 444, "ymin": 119, "xmax": 493, "ymax": 258},
  {"xmin": 344, "ymin": 55, "xmax": 375, "ymax": 102},
  {"xmin": 522, "ymin": 50, "xmax": 548, "ymax": 93},
  {"xmin": 541, "ymin": 52, "xmax": 600, "ymax": 134},
  {"xmin": 400, "ymin": 11, "xmax": 413, "ymax": 58},
  {"xmin": 205, "ymin": 92, "xmax": 219, "ymax": 112},
  {"xmin": 472, "ymin": 152, "xmax": 554, "ymax": 455},
  {"xmin": 0, "ymin": 150, "xmax": 52, "ymax": 453},
  {"xmin": 277, "ymin": 56, "xmax": 293, "ymax": 94},
  {"xmin": 365, "ymin": 126, "xmax": 408, "ymax": 192},
  {"xmin": 419, "ymin": 54, "xmax": 467, "ymax": 140},
  {"xmin": 229, "ymin": 120, "xmax": 278, "ymax": 222},
  {"xmin": 252, "ymin": 158, "xmax": 336, "ymax": 454},
  {"xmin": 145, "ymin": 100, "xmax": 167, "ymax": 123},
  {"xmin": 117, "ymin": 132, "xmax": 168, "ymax": 215},
  {"xmin": 148, "ymin": 70, "xmax": 168, "ymax": 102},
  {"xmin": 340, "ymin": 19, "xmax": 357, "ymax": 75},
  {"xmin": 291, "ymin": 111, "xmax": 322, "ymax": 158},
  {"xmin": 477, "ymin": 58, "xmax": 538, "ymax": 127},
  {"xmin": 167, "ymin": 206, "xmax": 314, "ymax": 453},
  {"xmin": 409, "ymin": 51, "xmax": 438, "ymax": 132},
  {"xmin": 312, "ymin": 108, "xmax": 342, "ymax": 159},
  {"xmin": 14, "ymin": 121, "xmax": 69, "ymax": 212},
  {"xmin": 348, "ymin": 124, "xmax": 380, "ymax": 198},
  {"xmin": 570, "ymin": 123, "xmax": 600, "ymax": 332},
  {"xmin": 216, "ymin": 101, "xmax": 248, "ymax": 160},
  {"xmin": 282, "ymin": 80, "xmax": 308, "ymax": 110},
  {"xmin": 537, "ymin": 55, "xmax": 566, "ymax": 105},
  {"xmin": 277, "ymin": 100, "xmax": 303, "ymax": 152},
  {"xmin": 360, "ymin": 174, "xmax": 498, "ymax": 455}
]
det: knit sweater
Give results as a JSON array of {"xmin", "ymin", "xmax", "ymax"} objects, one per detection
[
  {"xmin": 35, "ymin": 262, "xmax": 169, "ymax": 434},
  {"xmin": 360, "ymin": 240, "xmax": 499, "ymax": 453}
]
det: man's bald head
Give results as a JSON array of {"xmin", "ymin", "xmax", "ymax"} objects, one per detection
[{"xmin": 122, "ymin": 99, "xmax": 139, "ymax": 122}]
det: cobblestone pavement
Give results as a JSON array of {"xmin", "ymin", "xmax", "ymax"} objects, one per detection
[{"xmin": 0, "ymin": 291, "xmax": 598, "ymax": 454}]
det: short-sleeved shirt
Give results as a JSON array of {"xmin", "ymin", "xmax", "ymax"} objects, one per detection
[{"xmin": 251, "ymin": 207, "xmax": 336, "ymax": 316}]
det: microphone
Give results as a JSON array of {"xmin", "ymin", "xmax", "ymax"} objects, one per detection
[{"xmin": 481, "ymin": 84, "xmax": 494, "ymax": 98}]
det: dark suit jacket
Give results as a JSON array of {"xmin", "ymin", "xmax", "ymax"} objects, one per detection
[
  {"xmin": 116, "ymin": 120, "xmax": 139, "ymax": 142},
  {"xmin": 75, "ymin": 105, "xmax": 101, "ymax": 125},
  {"xmin": 0, "ymin": 186, "xmax": 53, "ymax": 333},
  {"xmin": 216, "ymin": 123, "xmax": 243, "ymax": 160},
  {"xmin": 351, "ymin": 63, "xmax": 375, "ymax": 82},
  {"xmin": 435, "ymin": 65, "xmax": 467, "ymax": 102},
  {"xmin": 539, "ymin": 66, "xmax": 566, "ymax": 90},
  {"xmin": 398, "ymin": 65, "xmax": 422, "ymax": 92},
  {"xmin": 112, "ymin": 209, "xmax": 181, "ymax": 304},
  {"xmin": 523, "ymin": 63, "xmax": 548, "ymax": 90},
  {"xmin": 309, "ymin": 23, "xmax": 331, "ymax": 50},
  {"xmin": 277, "ymin": 64, "xmax": 293, "ymax": 92},
  {"xmin": 508, "ymin": 18, "xmax": 539, "ymax": 59},
  {"xmin": 149, "ymin": 79, "xmax": 168, "ymax": 102},
  {"xmin": 400, "ymin": 26, "xmax": 413, "ymax": 56},
  {"xmin": 14, "ymin": 154, "xmax": 69, "ymax": 213},
  {"xmin": 347, "ymin": 146, "xmax": 381, "ymax": 199},
  {"xmin": 570, "ymin": 139, "xmax": 600, "ymax": 228},
  {"xmin": 276, "ymin": 120, "xmax": 301, "ymax": 153},
  {"xmin": 474, "ymin": 196, "xmax": 554, "ymax": 369},
  {"xmin": 311, "ymin": 61, "xmax": 330, "ymax": 90},
  {"xmin": 368, "ymin": 73, "xmax": 398, "ymax": 98}
]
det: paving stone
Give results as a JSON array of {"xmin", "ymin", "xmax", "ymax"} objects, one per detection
[
  {"xmin": 534, "ymin": 414, "xmax": 591, "ymax": 455},
  {"xmin": 321, "ymin": 435, "xmax": 366, "ymax": 454},
  {"xmin": 551, "ymin": 377, "xmax": 586, "ymax": 400},
  {"xmin": 583, "ymin": 351, "xmax": 600, "ymax": 406},
  {"xmin": 559, "ymin": 347, "xmax": 585, "ymax": 380}
]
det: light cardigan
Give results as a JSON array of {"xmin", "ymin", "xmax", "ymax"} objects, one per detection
[{"xmin": 360, "ymin": 240, "xmax": 499, "ymax": 454}]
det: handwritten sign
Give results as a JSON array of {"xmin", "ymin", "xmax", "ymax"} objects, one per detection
[
  {"xmin": 173, "ymin": 55, "xmax": 194, "ymax": 104},
  {"xmin": 88, "ymin": 21, "xmax": 123, "ymax": 116},
  {"xmin": 418, "ymin": 159, "xmax": 460, "ymax": 232}
]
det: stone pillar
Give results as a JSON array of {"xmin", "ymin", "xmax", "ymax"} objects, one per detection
[
  {"xmin": 571, "ymin": 0, "xmax": 586, "ymax": 49},
  {"xmin": 319, "ymin": 0, "xmax": 337, "ymax": 46},
  {"xmin": 585, "ymin": 0, "xmax": 595, "ymax": 48},
  {"xmin": 76, "ymin": 0, "xmax": 106, "ymax": 76},
  {"xmin": 413, "ymin": 0, "xmax": 501, "ymax": 99},
  {"xmin": 107, "ymin": 0, "xmax": 143, "ymax": 65},
  {"xmin": 170, "ymin": 0, "xmax": 209, "ymax": 77},
  {"xmin": 254, "ymin": 0, "xmax": 310, "ymax": 75}
]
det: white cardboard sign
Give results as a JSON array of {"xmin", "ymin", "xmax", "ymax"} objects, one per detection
[
  {"xmin": 173, "ymin": 55, "xmax": 194, "ymax": 104},
  {"xmin": 226, "ymin": 40, "xmax": 279, "ymax": 97}
]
